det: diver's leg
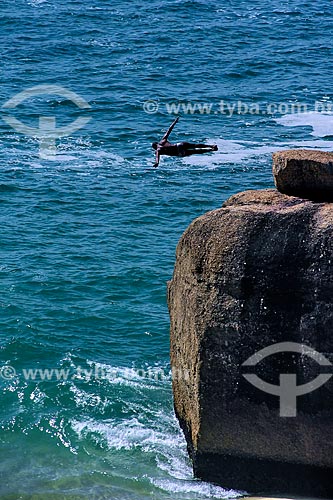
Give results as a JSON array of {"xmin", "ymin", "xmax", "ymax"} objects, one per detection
[
  {"xmin": 184, "ymin": 143, "xmax": 218, "ymax": 149},
  {"xmin": 183, "ymin": 148, "xmax": 215, "ymax": 156},
  {"xmin": 179, "ymin": 142, "xmax": 213, "ymax": 149}
]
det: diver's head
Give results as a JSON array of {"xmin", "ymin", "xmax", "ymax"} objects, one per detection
[{"xmin": 152, "ymin": 142, "xmax": 158, "ymax": 150}]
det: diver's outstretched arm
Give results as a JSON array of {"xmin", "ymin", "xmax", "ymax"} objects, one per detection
[
  {"xmin": 161, "ymin": 116, "xmax": 179, "ymax": 143},
  {"xmin": 153, "ymin": 149, "xmax": 160, "ymax": 168}
]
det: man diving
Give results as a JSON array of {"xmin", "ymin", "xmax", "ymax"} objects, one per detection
[{"xmin": 152, "ymin": 117, "xmax": 218, "ymax": 168}]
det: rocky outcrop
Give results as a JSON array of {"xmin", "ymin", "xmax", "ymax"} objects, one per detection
[
  {"xmin": 168, "ymin": 187, "xmax": 333, "ymax": 498},
  {"xmin": 273, "ymin": 149, "xmax": 333, "ymax": 201}
]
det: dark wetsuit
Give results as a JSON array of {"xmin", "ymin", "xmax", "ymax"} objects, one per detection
[
  {"xmin": 158, "ymin": 142, "xmax": 191, "ymax": 158},
  {"xmin": 176, "ymin": 142, "xmax": 190, "ymax": 157}
]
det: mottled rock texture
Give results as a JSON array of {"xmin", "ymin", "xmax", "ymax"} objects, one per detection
[
  {"xmin": 273, "ymin": 149, "xmax": 333, "ymax": 201},
  {"xmin": 168, "ymin": 188, "xmax": 333, "ymax": 498}
]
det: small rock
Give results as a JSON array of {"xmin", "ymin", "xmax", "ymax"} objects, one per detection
[{"xmin": 273, "ymin": 149, "xmax": 333, "ymax": 201}]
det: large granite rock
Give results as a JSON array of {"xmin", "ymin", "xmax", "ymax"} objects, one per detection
[
  {"xmin": 168, "ymin": 188, "xmax": 333, "ymax": 498},
  {"xmin": 273, "ymin": 149, "xmax": 333, "ymax": 201}
]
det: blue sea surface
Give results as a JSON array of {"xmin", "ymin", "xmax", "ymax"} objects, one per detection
[{"xmin": 0, "ymin": 0, "xmax": 333, "ymax": 498}]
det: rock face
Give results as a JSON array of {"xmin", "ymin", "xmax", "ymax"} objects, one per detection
[
  {"xmin": 273, "ymin": 149, "xmax": 333, "ymax": 201},
  {"xmin": 168, "ymin": 188, "xmax": 333, "ymax": 498}
]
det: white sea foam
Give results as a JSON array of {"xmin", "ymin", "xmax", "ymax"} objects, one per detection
[
  {"xmin": 0, "ymin": 133, "xmax": 126, "ymax": 171},
  {"xmin": 72, "ymin": 416, "xmax": 243, "ymax": 499},
  {"xmin": 152, "ymin": 478, "xmax": 242, "ymax": 498},
  {"xmin": 180, "ymin": 136, "xmax": 333, "ymax": 168},
  {"xmin": 275, "ymin": 112, "xmax": 333, "ymax": 137},
  {"xmin": 71, "ymin": 360, "xmax": 243, "ymax": 499},
  {"xmin": 27, "ymin": 0, "xmax": 48, "ymax": 6},
  {"xmin": 85, "ymin": 359, "xmax": 172, "ymax": 389},
  {"xmin": 72, "ymin": 416, "xmax": 180, "ymax": 452}
]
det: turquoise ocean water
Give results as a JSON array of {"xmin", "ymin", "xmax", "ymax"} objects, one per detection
[{"xmin": 0, "ymin": 0, "xmax": 333, "ymax": 498}]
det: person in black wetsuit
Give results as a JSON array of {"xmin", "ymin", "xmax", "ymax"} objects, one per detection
[{"xmin": 152, "ymin": 117, "xmax": 218, "ymax": 168}]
